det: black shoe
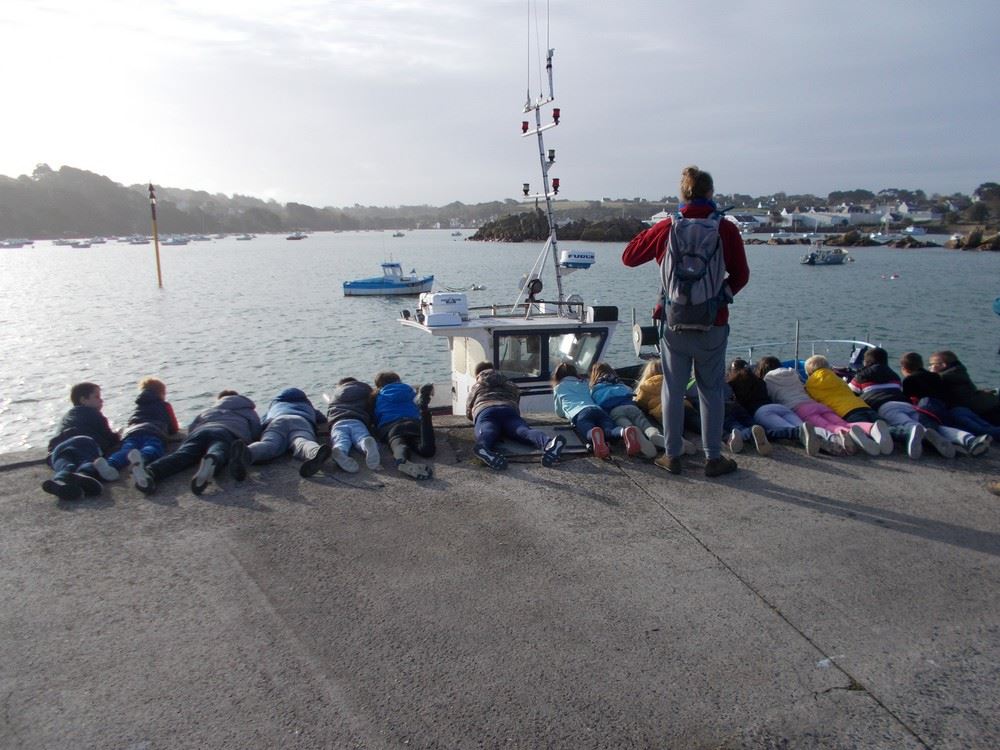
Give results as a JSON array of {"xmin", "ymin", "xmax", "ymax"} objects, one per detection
[
  {"xmin": 705, "ymin": 456, "xmax": 738, "ymax": 477},
  {"xmin": 473, "ymin": 444, "xmax": 507, "ymax": 470},
  {"xmin": 300, "ymin": 444, "xmax": 332, "ymax": 477},
  {"xmin": 133, "ymin": 468, "xmax": 157, "ymax": 495},
  {"xmin": 229, "ymin": 440, "xmax": 249, "ymax": 481},
  {"xmin": 42, "ymin": 478, "xmax": 84, "ymax": 501},
  {"xmin": 71, "ymin": 472, "xmax": 103, "ymax": 496},
  {"xmin": 418, "ymin": 383, "xmax": 434, "ymax": 409},
  {"xmin": 541, "ymin": 434, "xmax": 566, "ymax": 467}
]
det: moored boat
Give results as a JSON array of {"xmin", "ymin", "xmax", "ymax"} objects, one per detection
[
  {"xmin": 286, "ymin": 231, "xmax": 307, "ymax": 240},
  {"xmin": 801, "ymin": 245, "xmax": 848, "ymax": 265},
  {"xmin": 344, "ymin": 262, "xmax": 434, "ymax": 297}
]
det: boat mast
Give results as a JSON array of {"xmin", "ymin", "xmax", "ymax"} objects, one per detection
[{"xmin": 522, "ymin": 43, "xmax": 564, "ymax": 304}]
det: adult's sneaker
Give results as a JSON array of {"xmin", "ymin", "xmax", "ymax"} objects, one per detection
[
  {"xmin": 229, "ymin": 440, "xmax": 250, "ymax": 481},
  {"xmin": 622, "ymin": 426, "xmax": 642, "ymax": 457},
  {"xmin": 191, "ymin": 456, "xmax": 216, "ymax": 495},
  {"xmin": 588, "ymin": 427, "xmax": 610, "ymax": 459},
  {"xmin": 704, "ymin": 456, "xmax": 738, "ymax": 477},
  {"xmin": 92, "ymin": 457, "xmax": 119, "ymax": 481},
  {"xmin": 654, "ymin": 454, "xmax": 682, "ymax": 475},
  {"xmin": 727, "ymin": 429, "xmax": 744, "ymax": 454},
  {"xmin": 800, "ymin": 423, "xmax": 820, "ymax": 457},
  {"xmin": 849, "ymin": 425, "xmax": 880, "ymax": 456},
  {"xmin": 968, "ymin": 434, "xmax": 992, "ymax": 457},
  {"xmin": 42, "ymin": 478, "xmax": 84, "ymax": 502},
  {"xmin": 923, "ymin": 428, "xmax": 956, "ymax": 458},
  {"xmin": 751, "ymin": 424, "xmax": 772, "ymax": 456},
  {"xmin": 300, "ymin": 444, "xmax": 332, "ymax": 477},
  {"xmin": 906, "ymin": 424, "xmax": 926, "ymax": 460},
  {"xmin": 541, "ymin": 434, "xmax": 566, "ymax": 467},
  {"xmin": 871, "ymin": 420, "xmax": 894, "ymax": 455}
]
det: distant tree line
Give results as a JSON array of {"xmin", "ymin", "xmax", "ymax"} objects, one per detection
[{"xmin": 0, "ymin": 164, "xmax": 995, "ymax": 239}]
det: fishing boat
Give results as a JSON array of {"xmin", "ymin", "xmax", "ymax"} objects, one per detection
[
  {"xmin": 344, "ymin": 262, "xmax": 433, "ymax": 297},
  {"xmin": 398, "ymin": 30, "xmax": 621, "ymax": 415},
  {"xmin": 800, "ymin": 244, "xmax": 848, "ymax": 265},
  {"xmin": 392, "ymin": 231, "xmax": 405, "ymax": 238},
  {"xmin": 286, "ymin": 231, "xmax": 307, "ymax": 240}
]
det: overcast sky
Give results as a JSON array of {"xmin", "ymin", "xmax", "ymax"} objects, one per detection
[{"xmin": 2, "ymin": 0, "xmax": 998, "ymax": 206}]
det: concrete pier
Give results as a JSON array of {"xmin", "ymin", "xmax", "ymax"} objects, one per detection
[{"xmin": 2, "ymin": 415, "xmax": 998, "ymax": 749}]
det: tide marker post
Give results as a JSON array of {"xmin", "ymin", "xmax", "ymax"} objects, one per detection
[{"xmin": 148, "ymin": 183, "xmax": 163, "ymax": 288}]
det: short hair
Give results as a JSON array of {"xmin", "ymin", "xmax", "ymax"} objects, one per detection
[
  {"xmin": 374, "ymin": 371, "xmax": 400, "ymax": 389},
  {"xmin": 679, "ymin": 166, "xmax": 714, "ymax": 202},
  {"xmin": 899, "ymin": 351, "xmax": 923, "ymax": 371},
  {"xmin": 337, "ymin": 377, "xmax": 358, "ymax": 385},
  {"xmin": 804, "ymin": 355, "xmax": 829, "ymax": 375},
  {"xmin": 217, "ymin": 389, "xmax": 239, "ymax": 398},
  {"xmin": 864, "ymin": 347, "xmax": 888, "ymax": 366},
  {"xmin": 473, "ymin": 361, "xmax": 493, "ymax": 376},
  {"xmin": 70, "ymin": 382, "xmax": 100, "ymax": 406},
  {"xmin": 756, "ymin": 356, "xmax": 782, "ymax": 378},
  {"xmin": 588, "ymin": 361, "xmax": 615, "ymax": 387},
  {"xmin": 730, "ymin": 358, "xmax": 749, "ymax": 372},
  {"xmin": 931, "ymin": 350, "xmax": 957, "ymax": 365},
  {"xmin": 551, "ymin": 362, "xmax": 578, "ymax": 384},
  {"xmin": 139, "ymin": 377, "xmax": 166, "ymax": 397}
]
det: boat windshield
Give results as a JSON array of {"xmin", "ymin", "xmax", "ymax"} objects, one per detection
[{"xmin": 494, "ymin": 330, "xmax": 607, "ymax": 381}]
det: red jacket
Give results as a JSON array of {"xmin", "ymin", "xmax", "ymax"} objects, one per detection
[{"xmin": 622, "ymin": 203, "xmax": 749, "ymax": 326}]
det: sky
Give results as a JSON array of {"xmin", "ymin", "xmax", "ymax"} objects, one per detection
[{"xmin": 2, "ymin": 0, "xmax": 999, "ymax": 207}]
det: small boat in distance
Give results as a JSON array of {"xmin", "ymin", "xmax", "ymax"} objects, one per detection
[
  {"xmin": 392, "ymin": 231, "xmax": 405, "ymax": 238},
  {"xmin": 904, "ymin": 226, "xmax": 927, "ymax": 236},
  {"xmin": 801, "ymin": 245, "xmax": 848, "ymax": 266},
  {"xmin": 286, "ymin": 231, "xmax": 308, "ymax": 240},
  {"xmin": 236, "ymin": 233, "xmax": 255, "ymax": 241},
  {"xmin": 343, "ymin": 262, "xmax": 434, "ymax": 297}
]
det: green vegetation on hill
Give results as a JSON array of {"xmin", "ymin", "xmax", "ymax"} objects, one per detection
[{"xmin": 469, "ymin": 209, "xmax": 647, "ymax": 242}]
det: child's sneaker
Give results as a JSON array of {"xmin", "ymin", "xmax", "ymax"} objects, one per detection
[
  {"xmin": 133, "ymin": 468, "xmax": 156, "ymax": 495},
  {"xmin": 800, "ymin": 423, "xmax": 820, "ymax": 457},
  {"xmin": 396, "ymin": 459, "xmax": 432, "ymax": 480},
  {"xmin": 473, "ymin": 444, "xmax": 507, "ymax": 470},
  {"xmin": 635, "ymin": 428, "xmax": 657, "ymax": 458},
  {"xmin": 644, "ymin": 427, "xmax": 665, "ymax": 449},
  {"xmin": 906, "ymin": 424, "xmax": 925, "ymax": 460},
  {"xmin": 588, "ymin": 427, "xmax": 610, "ymax": 459},
  {"xmin": 228, "ymin": 440, "xmax": 250, "ymax": 481},
  {"xmin": 849, "ymin": 425, "xmax": 880, "ymax": 456},
  {"xmin": 871, "ymin": 420, "xmax": 894, "ymax": 455},
  {"xmin": 622, "ymin": 426, "xmax": 642, "ymax": 456},
  {"xmin": 727, "ymin": 428, "xmax": 744, "ymax": 454},
  {"xmin": 541, "ymin": 434, "xmax": 566, "ymax": 467},
  {"xmin": 42, "ymin": 478, "xmax": 84, "ymax": 502},
  {"xmin": 331, "ymin": 446, "xmax": 359, "ymax": 473},
  {"xmin": 127, "ymin": 449, "xmax": 143, "ymax": 467},
  {"xmin": 418, "ymin": 383, "xmax": 435, "ymax": 410},
  {"xmin": 968, "ymin": 434, "xmax": 991, "ymax": 457},
  {"xmin": 71, "ymin": 473, "xmax": 103, "ymax": 496},
  {"xmin": 836, "ymin": 432, "xmax": 856, "ymax": 455},
  {"xmin": 191, "ymin": 456, "xmax": 216, "ymax": 495},
  {"xmin": 92, "ymin": 457, "xmax": 119, "ymax": 481},
  {"xmin": 923, "ymin": 428, "xmax": 956, "ymax": 458},
  {"xmin": 751, "ymin": 424, "xmax": 771, "ymax": 456},
  {"xmin": 300, "ymin": 444, "xmax": 331, "ymax": 477},
  {"xmin": 360, "ymin": 436, "xmax": 381, "ymax": 469}
]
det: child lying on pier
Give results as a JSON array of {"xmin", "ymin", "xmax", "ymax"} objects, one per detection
[
  {"xmin": 801, "ymin": 356, "xmax": 893, "ymax": 456},
  {"xmin": 726, "ymin": 359, "xmax": 820, "ymax": 456},
  {"xmin": 632, "ymin": 360, "xmax": 697, "ymax": 456},
  {"xmin": 589, "ymin": 362, "xmax": 658, "ymax": 458},
  {"xmin": 466, "ymin": 361, "xmax": 565, "ymax": 470},
  {"xmin": 552, "ymin": 363, "xmax": 639, "ymax": 459},
  {"xmin": 104, "ymin": 377, "xmax": 179, "ymax": 484},
  {"xmin": 326, "ymin": 377, "xmax": 381, "ymax": 472},
  {"xmin": 42, "ymin": 382, "xmax": 121, "ymax": 501},
  {"xmin": 248, "ymin": 388, "xmax": 331, "ymax": 477},
  {"xmin": 373, "ymin": 372, "xmax": 435, "ymax": 480}
]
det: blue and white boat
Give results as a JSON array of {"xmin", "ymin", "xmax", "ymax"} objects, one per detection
[{"xmin": 344, "ymin": 262, "xmax": 434, "ymax": 297}]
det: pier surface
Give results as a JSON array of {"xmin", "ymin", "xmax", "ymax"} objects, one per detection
[{"xmin": 2, "ymin": 416, "xmax": 999, "ymax": 749}]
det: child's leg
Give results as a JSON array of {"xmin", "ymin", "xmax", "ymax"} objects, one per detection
[
  {"xmin": 107, "ymin": 437, "xmax": 138, "ymax": 470},
  {"xmin": 383, "ymin": 422, "xmax": 411, "ymax": 463},
  {"xmin": 571, "ymin": 409, "xmax": 599, "ymax": 444},
  {"xmin": 248, "ymin": 421, "xmax": 290, "ymax": 464},
  {"xmin": 330, "ymin": 422, "xmax": 354, "ymax": 455},
  {"xmin": 610, "ymin": 405, "xmax": 656, "ymax": 457},
  {"xmin": 140, "ymin": 436, "xmax": 166, "ymax": 463},
  {"xmin": 50, "ymin": 436, "xmax": 101, "ymax": 480},
  {"xmin": 475, "ymin": 414, "xmax": 502, "ymax": 451},
  {"xmin": 413, "ymin": 409, "xmax": 436, "ymax": 458},
  {"xmin": 353, "ymin": 423, "xmax": 381, "ymax": 469}
]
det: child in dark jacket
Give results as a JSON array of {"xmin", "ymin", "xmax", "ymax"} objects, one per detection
[
  {"xmin": 43, "ymin": 382, "xmax": 121, "ymax": 500},
  {"xmin": 466, "ymin": 362, "xmax": 565, "ymax": 470},
  {"xmin": 326, "ymin": 377, "xmax": 381, "ymax": 473},
  {"xmin": 373, "ymin": 372, "xmax": 435, "ymax": 480},
  {"xmin": 105, "ymin": 377, "xmax": 179, "ymax": 482}
]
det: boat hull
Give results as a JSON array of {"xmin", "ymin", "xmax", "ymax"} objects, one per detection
[{"xmin": 343, "ymin": 276, "xmax": 434, "ymax": 296}]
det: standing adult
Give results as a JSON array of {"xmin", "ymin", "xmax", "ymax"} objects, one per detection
[{"xmin": 622, "ymin": 166, "xmax": 749, "ymax": 476}]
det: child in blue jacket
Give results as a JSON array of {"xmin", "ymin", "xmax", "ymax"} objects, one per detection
[
  {"xmin": 373, "ymin": 371, "xmax": 435, "ymax": 480},
  {"xmin": 552, "ymin": 363, "xmax": 639, "ymax": 459}
]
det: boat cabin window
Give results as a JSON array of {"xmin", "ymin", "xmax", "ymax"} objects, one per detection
[
  {"xmin": 494, "ymin": 329, "xmax": 607, "ymax": 381},
  {"xmin": 548, "ymin": 331, "xmax": 604, "ymax": 375},
  {"xmin": 496, "ymin": 334, "xmax": 542, "ymax": 378}
]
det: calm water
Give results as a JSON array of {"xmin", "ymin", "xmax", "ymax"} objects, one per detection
[{"xmin": 1, "ymin": 230, "xmax": 998, "ymax": 454}]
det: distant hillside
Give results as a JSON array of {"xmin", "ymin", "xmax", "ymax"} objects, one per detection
[{"xmin": 469, "ymin": 209, "xmax": 647, "ymax": 242}]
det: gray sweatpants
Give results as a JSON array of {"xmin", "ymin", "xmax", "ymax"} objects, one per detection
[
  {"xmin": 248, "ymin": 414, "xmax": 320, "ymax": 464},
  {"xmin": 660, "ymin": 324, "xmax": 729, "ymax": 460}
]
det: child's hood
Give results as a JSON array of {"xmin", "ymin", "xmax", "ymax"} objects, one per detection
[
  {"xmin": 379, "ymin": 382, "xmax": 416, "ymax": 403},
  {"xmin": 217, "ymin": 394, "xmax": 256, "ymax": 411},
  {"xmin": 273, "ymin": 387, "xmax": 309, "ymax": 404}
]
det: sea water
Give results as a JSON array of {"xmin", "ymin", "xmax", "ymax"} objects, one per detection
[{"xmin": 1, "ymin": 230, "xmax": 998, "ymax": 454}]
